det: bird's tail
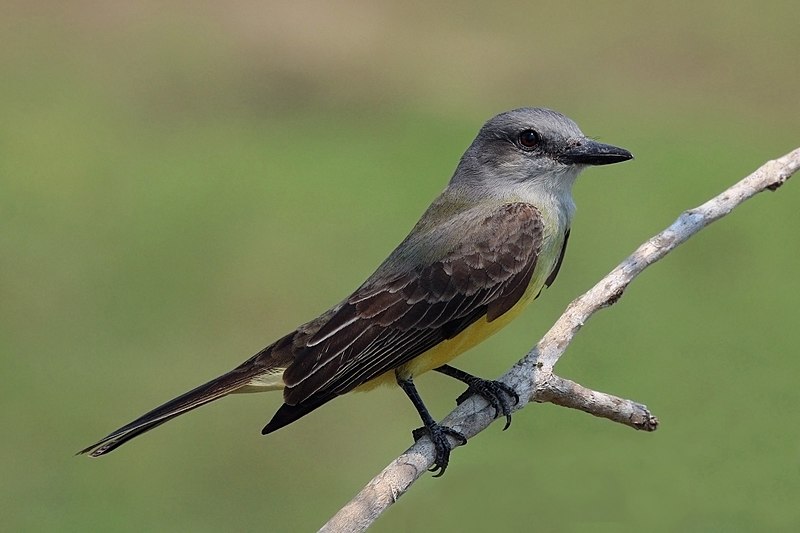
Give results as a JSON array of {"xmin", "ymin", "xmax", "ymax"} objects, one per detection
[{"xmin": 78, "ymin": 365, "xmax": 265, "ymax": 457}]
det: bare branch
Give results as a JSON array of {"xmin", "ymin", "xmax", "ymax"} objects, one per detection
[
  {"xmin": 320, "ymin": 147, "xmax": 800, "ymax": 533},
  {"xmin": 535, "ymin": 374, "xmax": 658, "ymax": 431}
]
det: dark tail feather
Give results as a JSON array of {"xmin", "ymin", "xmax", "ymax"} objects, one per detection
[{"xmin": 78, "ymin": 366, "xmax": 260, "ymax": 457}]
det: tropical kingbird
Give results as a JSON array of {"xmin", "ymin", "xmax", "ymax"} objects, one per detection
[{"xmin": 80, "ymin": 108, "xmax": 632, "ymax": 475}]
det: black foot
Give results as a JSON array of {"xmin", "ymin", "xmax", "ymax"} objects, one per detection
[
  {"xmin": 455, "ymin": 378, "xmax": 519, "ymax": 430},
  {"xmin": 411, "ymin": 423, "xmax": 467, "ymax": 477}
]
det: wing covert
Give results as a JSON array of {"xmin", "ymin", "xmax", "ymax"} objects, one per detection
[{"xmin": 281, "ymin": 202, "xmax": 545, "ymax": 407}]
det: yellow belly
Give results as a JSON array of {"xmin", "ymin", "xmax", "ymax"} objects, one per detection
[{"xmin": 354, "ymin": 278, "xmax": 541, "ymax": 391}]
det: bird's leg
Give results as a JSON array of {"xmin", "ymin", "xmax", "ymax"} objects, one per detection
[
  {"xmin": 434, "ymin": 364, "xmax": 519, "ymax": 430},
  {"xmin": 395, "ymin": 372, "xmax": 466, "ymax": 477}
]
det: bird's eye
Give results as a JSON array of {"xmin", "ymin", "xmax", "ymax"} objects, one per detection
[{"xmin": 517, "ymin": 129, "xmax": 540, "ymax": 149}]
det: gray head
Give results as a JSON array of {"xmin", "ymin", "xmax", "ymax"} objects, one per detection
[{"xmin": 451, "ymin": 108, "xmax": 632, "ymax": 196}]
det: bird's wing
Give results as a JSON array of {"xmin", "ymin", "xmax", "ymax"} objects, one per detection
[{"xmin": 263, "ymin": 202, "xmax": 547, "ymax": 432}]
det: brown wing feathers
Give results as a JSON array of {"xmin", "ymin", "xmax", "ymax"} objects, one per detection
[{"xmin": 262, "ymin": 203, "xmax": 544, "ymax": 434}]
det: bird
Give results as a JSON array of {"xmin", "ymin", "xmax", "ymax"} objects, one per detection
[{"xmin": 79, "ymin": 108, "xmax": 632, "ymax": 476}]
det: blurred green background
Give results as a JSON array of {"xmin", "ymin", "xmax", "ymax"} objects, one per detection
[{"xmin": 2, "ymin": 1, "xmax": 799, "ymax": 531}]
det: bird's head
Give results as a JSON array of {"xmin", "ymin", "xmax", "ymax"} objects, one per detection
[{"xmin": 451, "ymin": 108, "xmax": 632, "ymax": 198}]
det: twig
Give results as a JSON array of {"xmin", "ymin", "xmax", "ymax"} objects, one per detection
[
  {"xmin": 319, "ymin": 147, "xmax": 800, "ymax": 533},
  {"xmin": 535, "ymin": 374, "xmax": 658, "ymax": 431}
]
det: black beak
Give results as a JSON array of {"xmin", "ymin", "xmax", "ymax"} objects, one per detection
[{"xmin": 559, "ymin": 138, "xmax": 633, "ymax": 166}]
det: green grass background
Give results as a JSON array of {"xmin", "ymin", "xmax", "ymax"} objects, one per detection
[{"xmin": 3, "ymin": 1, "xmax": 799, "ymax": 531}]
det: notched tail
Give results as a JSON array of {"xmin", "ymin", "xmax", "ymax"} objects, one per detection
[{"xmin": 78, "ymin": 366, "xmax": 260, "ymax": 458}]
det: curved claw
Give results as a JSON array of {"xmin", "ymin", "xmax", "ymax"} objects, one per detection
[
  {"xmin": 412, "ymin": 423, "xmax": 467, "ymax": 477},
  {"xmin": 455, "ymin": 379, "xmax": 519, "ymax": 430}
]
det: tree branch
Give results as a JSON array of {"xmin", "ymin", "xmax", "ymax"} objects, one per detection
[
  {"xmin": 319, "ymin": 147, "xmax": 800, "ymax": 533},
  {"xmin": 535, "ymin": 374, "xmax": 658, "ymax": 431}
]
